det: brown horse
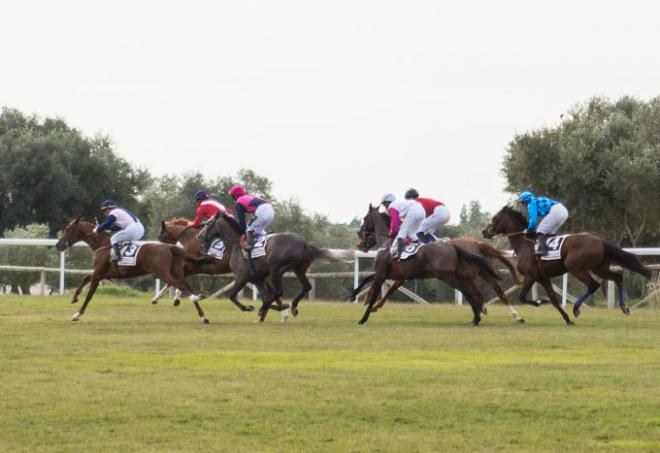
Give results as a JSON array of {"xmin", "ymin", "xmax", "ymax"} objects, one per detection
[
  {"xmin": 482, "ymin": 205, "xmax": 652, "ymax": 323},
  {"xmin": 55, "ymin": 217, "xmax": 213, "ymax": 324},
  {"xmin": 355, "ymin": 204, "xmax": 502, "ymax": 326},
  {"xmin": 204, "ymin": 213, "xmax": 343, "ymax": 321},
  {"xmin": 157, "ymin": 218, "xmax": 290, "ymax": 320},
  {"xmin": 354, "ymin": 204, "xmax": 525, "ymax": 322}
]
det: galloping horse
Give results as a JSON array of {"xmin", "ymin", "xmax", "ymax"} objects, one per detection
[
  {"xmin": 355, "ymin": 204, "xmax": 502, "ymax": 326},
  {"xmin": 55, "ymin": 217, "xmax": 213, "ymax": 324},
  {"xmin": 355, "ymin": 204, "xmax": 525, "ymax": 323},
  {"xmin": 157, "ymin": 218, "xmax": 290, "ymax": 320},
  {"xmin": 482, "ymin": 205, "xmax": 652, "ymax": 323},
  {"xmin": 204, "ymin": 213, "xmax": 343, "ymax": 321}
]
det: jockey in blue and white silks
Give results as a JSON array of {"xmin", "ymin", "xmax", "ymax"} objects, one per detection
[
  {"xmin": 95, "ymin": 200, "xmax": 145, "ymax": 261},
  {"xmin": 518, "ymin": 191, "xmax": 568, "ymax": 256}
]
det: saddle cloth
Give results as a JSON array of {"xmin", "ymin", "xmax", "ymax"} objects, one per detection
[
  {"xmin": 243, "ymin": 234, "xmax": 275, "ymax": 259},
  {"xmin": 207, "ymin": 238, "xmax": 226, "ymax": 260},
  {"xmin": 390, "ymin": 240, "xmax": 423, "ymax": 261},
  {"xmin": 115, "ymin": 242, "xmax": 144, "ymax": 266},
  {"xmin": 538, "ymin": 234, "xmax": 569, "ymax": 261}
]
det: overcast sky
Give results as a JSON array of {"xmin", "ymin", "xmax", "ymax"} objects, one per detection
[{"xmin": 2, "ymin": 1, "xmax": 659, "ymax": 222}]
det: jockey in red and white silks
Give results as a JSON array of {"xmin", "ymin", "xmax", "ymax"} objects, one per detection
[
  {"xmin": 404, "ymin": 188, "xmax": 450, "ymax": 243},
  {"xmin": 189, "ymin": 190, "xmax": 226, "ymax": 228},
  {"xmin": 381, "ymin": 193, "xmax": 425, "ymax": 258}
]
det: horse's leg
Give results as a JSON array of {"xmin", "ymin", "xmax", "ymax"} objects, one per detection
[
  {"xmin": 162, "ymin": 274, "xmax": 209, "ymax": 324},
  {"xmin": 72, "ymin": 275, "xmax": 101, "ymax": 321},
  {"xmin": 569, "ymin": 270, "xmax": 601, "ymax": 318},
  {"xmin": 227, "ymin": 276, "xmax": 256, "ymax": 312},
  {"xmin": 349, "ymin": 274, "xmax": 376, "ymax": 302},
  {"xmin": 372, "ymin": 280, "xmax": 403, "ymax": 313},
  {"xmin": 150, "ymin": 283, "xmax": 169, "ymax": 305},
  {"xmin": 592, "ymin": 266, "xmax": 630, "ymax": 315},
  {"xmin": 256, "ymin": 280, "xmax": 275, "ymax": 323},
  {"xmin": 518, "ymin": 276, "xmax": 547, "ymax": 307},
  {"xmin": 456, "ymin": 280, "xmax": 484, "ymax": 326},
  {"xmin": 259, "ymin": 268, "xmax": 286, "ymax": 322},
  {"xmin": 290, "ymin": 268, "xmax": 312, "ymax": 317},
  {"xmin": 538, "ymin": 278, "xmax": 573, "ymax": 325},
  {"xmin": 358, "ymin": 276, "xmax": 386, "ymax": 325},
  {"xmin": 482, "ymin": 274, "xmax": 524, "ymax": 323},
  {"xmin": 172, "ymin": 288, "xmax": 182, "ymax": 307},
  {"xmin": 71, "ymin": 275, "xmax": 91, "ymax": 304}
]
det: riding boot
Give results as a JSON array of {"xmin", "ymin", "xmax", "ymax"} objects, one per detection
[
  {"xmin": 244, "ymin": 231, "xmax": 255, "ymax": 252},
  {"xmin": 394, "ymin": 237, "xmax": 405, "ymax": 259},
  {"xmin": 535, "ymin": 233, "xmax": 548, "ymax": 256},
  {"xmin": 197, "ymin": 227, "xmax": 212, "ymax": 255},
  {"xmin": 111, "ymin": 243, "xmax": 122, "ymax": 262},
  {"xmin": 417, "ymin": 232, "xmax": 427, "ymax": 243}
]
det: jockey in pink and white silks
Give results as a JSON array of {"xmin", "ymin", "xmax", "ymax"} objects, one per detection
[
  {"xmin": 381, "ymin": 193, "xmax": 426, "ymax": 259},
  {"xmin": 95, "ymin": 199, "xmax": 145, "ymax": 262},
  {"xmin": 404, "ymin": 188, "xmax": 450, "ymax": 243},
  {"xmin": 228, "ymin": 185, "xmax": 275, "ymax": 252}
]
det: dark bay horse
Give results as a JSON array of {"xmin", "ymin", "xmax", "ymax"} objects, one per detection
[
  {"xmin": 157, "ymin": 218, "xmax": 290, "ymax": 321},
  {"xmin": 356, "ymin": 204, "xmax": 502, "ymax": 326},
  {"xmin": 55, "ymin": 217, "xmax": 213, "ymax": 324},
  {"xmin": 205, "ymin": 213, "xmax": 344, "ymax": 321},
  {"xmin": 355, "ymin": 204, "xmax": 525, "ymax": 323},
  {"xmin": 482, "ymin": 205, "xmax": 652, "ymax": 323}
]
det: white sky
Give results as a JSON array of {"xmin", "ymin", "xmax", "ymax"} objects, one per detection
[{"xmin": 2, "ymin": 1, "xmax": 659, "ymax": 223}]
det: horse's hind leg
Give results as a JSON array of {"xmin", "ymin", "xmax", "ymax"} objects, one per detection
[
  {"xmin": 71, "ymin": 275, "xmax": 91, "ymax": 304},
  {"xmin": 592, "ymin": 265, "xmax": 629, "ymax": 315},
  {"xmin": 372, "ymin": 280, "xmax": 402, "ymax": 313},
  {"xmin": 151, "ymin": 283, "xmax": 169, "ymax": 305},
  {"xmin": 290, "ymin": 268, "xmax": 312, "ymax": 317},
  {"xmin": 570, "ymin": 270, "xmax": 600, "ymax": 318},
  {"xmin": 358, "ymin": 276, "xmax": 385, "ymax": 325},
  {"xmin": 456, "ymin": 280, "xmax": 483, "ymax": 326},
  {"xmin": 482, "ymin": 274, "xmax": 524, "ymax": 323},
  {"xmin": 538, "ymin": 278, "xmax": 573, "ymax": 325},
  {"xmin": 72, "ymin": 275, "xmax": 101, "ymax": 321}
]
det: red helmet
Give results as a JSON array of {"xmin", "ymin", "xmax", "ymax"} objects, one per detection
[{"xmin": 228, "ymin": 185, "xmax": 246, "ymax": 199}]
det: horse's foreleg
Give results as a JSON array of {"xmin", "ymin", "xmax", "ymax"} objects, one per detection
[
  {"xmin": 372, "ymin": 280, "xmax": 402, "ymax": 313},
  {"xmin": 255, "ymin": 281, "xmax": 275, "ymax": 323},
  {"xmin": 227, "ymin": 277, "xmax": 255, "ymax": 312},
  {"xmin": 538, "ymin": 278, "xmax": 573, "ymax": 325},
  {"xmin": 518, "ymin": 277, "xmax": 547, "ymax": 307},
  {"xmin": 358, "ymin": 277, "xmax": 385, "ymax": 325},
  {"xmin": 290, "ymin": 269, "xmax": 312, "ymax": 317},
  {"xmin": 349, "ymin": 274, "xmax": 376, "ymax": 302},
  {"xmin": 71, "ymin": 275, "xmax": 91, "ymax": 304},
  {"xmin": 483, "ymin": 274, "xmax": 524, "ymax": 323},
  {"xmin": 569, "ymin": 270, "xmax": 600, "ymax": 318},
  {"xmin": 163, "ymin": 275, "xmax": 209, "ymax": 324},
  {"xmin": 457, "ymin": 280, "xmax": 484, "ymax": 326},
  {"xmin": 72, "ymin": 275, "xmax": 101, "ymax": 321}
]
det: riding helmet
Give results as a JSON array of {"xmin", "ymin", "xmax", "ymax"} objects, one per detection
[{"xmin": 404, "ymin": 188, "xmax": 419, "ymax": 199}]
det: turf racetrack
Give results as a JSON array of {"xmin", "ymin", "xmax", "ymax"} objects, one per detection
[{"xmin": 1, "ymin": 295, "xmax": 658, "ymax": 451}]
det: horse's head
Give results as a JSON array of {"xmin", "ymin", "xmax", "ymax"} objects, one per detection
[
  {"xmin": 56, "ymin": 217, "xmax": 92, "ymax": 251},
  {"xmin": 357, "ymin": 204, "xmax": 390, "ymax": 252},
  {"xmin": 482, "ymin": 205, "xmax": 527, "ymax": 238}
]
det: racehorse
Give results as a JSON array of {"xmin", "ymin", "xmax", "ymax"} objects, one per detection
[
  {"xmin": 482, "ymin": 205, "xmax": 652, "ymax": 323},
  {"xmin": 157, "ymin": 218, "xmax": 291, "ymax": 320},
  {"xmin": 354, "ymin": 204, "xmax": 525, "ymax": 323},
  {"xmin": 355, "ymin": 204, "xmax": 502, "ymax": 326},
  {"xmin": 204, "ymin": 213, "xmax": 344, "ymax": 321},
  {"xmin": 55, "ymin": 217, "xmax": 212, "ymax": 324}
]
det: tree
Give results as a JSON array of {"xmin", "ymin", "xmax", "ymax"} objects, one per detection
[{"xmin": 502, "ymin": 96, "xmax": 660, "ymax": 246}]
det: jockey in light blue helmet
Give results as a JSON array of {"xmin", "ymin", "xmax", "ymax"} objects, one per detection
[{"xmin": 517, "ymin": 190, "xmax": 568, "ymax": 256}]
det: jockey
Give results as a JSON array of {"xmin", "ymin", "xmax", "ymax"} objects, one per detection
[
  {"xmin": 518, "ymin": 191, "xmax": 569, "ymax": 256},
  {"xmin": 95, "ymin": 200, "xmax": 145, "ymax": 262},
  {"xmin": 404, "ymin": 188, "xmax": 450, "ymax": 243},
  {"xmin": 381, "ymin": 193, "xmax": 426, "ymax": 259},
  {"xmin": 189, "ymin": 190, "xmax": 226, "ymax": 254},
  {"xmin": 228, "ymin": 184, "xmax": 274, "ymax": 251}
]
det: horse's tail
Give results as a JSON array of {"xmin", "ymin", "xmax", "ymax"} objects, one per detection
[
  {"xmin": 304, "ymin": 245, "xmax": 353, "ymax": 263},
  {"xmin": 475, "ymin": 242, "xmax": 520, "ymax": 285},
  {"xmin": 169, "ymin": 246, "xmax": 216, "ymax": 265},
  {"xmin": 453, "ymin": 245, "xmax": 501, "ymax": 281},
  {"xmin": 603, "ymin": 242, "xmax": 652, "ymax": 279}
]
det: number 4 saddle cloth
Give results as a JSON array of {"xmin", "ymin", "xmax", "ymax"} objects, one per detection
[{"xmin": 537, "ymin": 234, "xmax": 569, "ymax": 261}]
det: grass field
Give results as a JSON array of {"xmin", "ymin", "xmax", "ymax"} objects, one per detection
[{"xmin": 1, "ymin": 295, "xmax": 659, "ymax": 452}]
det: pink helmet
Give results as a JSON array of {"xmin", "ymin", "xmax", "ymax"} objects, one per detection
[{"xmin": 228, "ymin": 185, "xmax": 246, "ymax": 199}]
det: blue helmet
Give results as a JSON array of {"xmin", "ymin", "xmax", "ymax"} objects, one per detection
[
  {"xmin": 518, "ymin": 191, "xmax": 534, "ymax": 203},
  {"xmin": 194, "ymin": 190, "xmax": 209, "ymax": 201},
  {"xmin": 101, "ymin": 199, "xmax": 116, "ymax": 210}
]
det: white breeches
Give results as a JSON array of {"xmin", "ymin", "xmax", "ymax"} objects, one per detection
[
  {"xmin": 537, "ymin": 203, "xmax": 568, "ymax": 235},
  {"xmin": 246, "ymin": 203, "xmax": 274, "ymax": 236},
  {"xmin": 111, "ymin": 222, "xmax": 145, "ymax": 245},
  {"xmin": 396, "ymin": 203, "xmax": 426, "ymax": 242},
  {"xmin": 418, "ymin": 205, "xmax": 450, "ymax": 234}
]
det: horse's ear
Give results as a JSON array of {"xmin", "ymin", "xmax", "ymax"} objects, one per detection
[
  {"xmin": 74, "ymin": 216, "xmax": 82, "ymax": 223},
  {"xmin": 369, "ymin": 203, "xmax": 373, "ymax": 210}
]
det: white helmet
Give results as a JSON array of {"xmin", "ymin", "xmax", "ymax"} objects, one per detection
[{"xmin": 381, "ymin": 193, "xmax": 396, "ymax": 204}]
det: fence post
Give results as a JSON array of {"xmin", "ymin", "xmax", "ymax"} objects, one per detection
[
  {"xmin": 607, "ymin": 281, "xmax": 615, "ymax": 309},
  {"xmin": 353, "ymin": 253, "xmax": 359, "ymax": 289},
  {"xmin": 59, "ymin": 252, "xmax": 66, "ymax": 295},
  {"xmin": 562, "ymin": 274, "xmax": 568, "ymax": 308},
  {"xmin": 309, "ymin": 277, "xmax": 316, "ymax": 300},
  {"xmin": 532, "ymin": 283, "xmax": 539, "ymax": 301},
  {"xmin": 455, "ymin": 289, "xmax": 463, "ymax": 305},
  {"xmin": 155, "ymin": 279, "xmax": 161, "ymax": 297},
  {"xmin": 40, "ymin": 271, "xmax": 46, "ymax": 296}
]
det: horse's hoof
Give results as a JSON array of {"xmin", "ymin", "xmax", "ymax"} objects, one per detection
[
  {"xmin": 567, "ymin": 320, "xmax": 575, "ymax": 326},
  {"xmin": 198, "ymin": 293, "xmax": 207, "ymax": 301},
  {"xmin": 291, "ymin": 307, "xmax": 299, "ymax": 317},
  {"xmin": 201, "ymin": 317, "xmax": 210, "ymax": 324},
  {"xmin": 516, "ymin": 318, "xmax": 525, "ymax": 324},
  {"xmin": 372, "ymin": 307, "xmax": 379, "ymax": 313},
  {"xmin": 242, "ymin": 305, "xmax": 255, "ymax": 312},
  {"xmin": 481, "ymin": 307, "xmax": 488, "ymax": 315},
  {"xmin": 71, "ymin": 299, "xmax": 78, "ymax": 304},
  {"xmin": 472, "ymin": 321, "xmax": 481, "ymax": 326},
  {"xmin": 358, "ymin": 320, "xmax": 366, "ymax": 325},
  {"xmin": 173, "ymin": 300, "xmax": 181, "ymax": 307},
  {"xmin": 71, "ymin": 312, "xmax": 80, "ymax": 321},
  {"xmin": 151, "ymin": 299, "xmax": 158, "ymax": 305},
  {"xmin": 621, "ymin": 306, "xmax": 631, "ymax": 316},
  {"xmin": 573, "ymin": 307, "xmax": 581, "ymax": 318}
]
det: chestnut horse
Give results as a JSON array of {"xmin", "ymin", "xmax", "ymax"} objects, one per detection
[
  {"xmin": 355, "ymin": 204, "xmax": 502, "ymax": 326},
  {"xmin": 204, "ymin": 213, "xmax": 344, "ymax": 321},
  {"xmin": 354, "ymin": 204, "xmax": 525, "ymax": 323},
  {"xmin": 55, "ymin": 217, "xmax": 213, "ymax": 324},
  {"xmin": 157, "ymin": 218, "xmax": 290, "ymax": 320},
  {"xmin": 482, "ymin": 205, "xmax": 652, "ymax": 323}
]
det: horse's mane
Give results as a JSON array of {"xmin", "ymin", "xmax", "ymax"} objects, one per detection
[
  {"xmin": 167, "ymin": 217, "xmax": 190, "ymax": 226},
  {"xmin": 220, "ymin": 213, "xmax": 244, "ymax": 235},
  {"xmin": 378, "ymin": 211, "xmax": 391, "ymax": 228},
  {"xmin": 500, "ymin": 205, "xmax": 527, "ymax": 227}
]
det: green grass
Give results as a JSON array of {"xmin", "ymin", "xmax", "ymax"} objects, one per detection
[{"xmin": 1, "ymin": 296, "xmax": 658, "ymax": 452}]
